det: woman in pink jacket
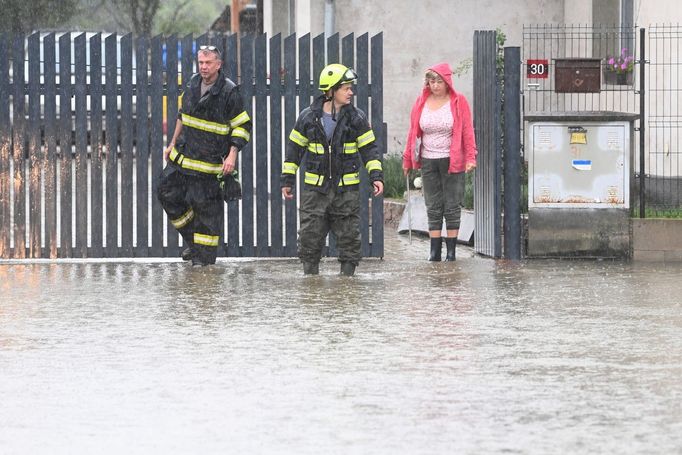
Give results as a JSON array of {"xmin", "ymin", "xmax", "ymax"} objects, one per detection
[{"xmin": 403, "ymin": 62, "xmax": 477, "ymax": 261}]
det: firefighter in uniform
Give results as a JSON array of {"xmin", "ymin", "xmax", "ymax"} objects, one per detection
[
  {"xmin": 158, "ymin": 45, "xmax": 251, "ymax": 266},
  {"xmin": 281, "ymin": 63, "xmax": 384, "ymax": 276}
]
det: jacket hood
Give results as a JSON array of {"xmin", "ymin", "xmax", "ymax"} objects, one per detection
[{"xmin": 428, "ymin": 62, "xmax": 456, "ymax": 94}]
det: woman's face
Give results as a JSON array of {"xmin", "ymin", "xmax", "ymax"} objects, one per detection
[{"xmin": 427, "ymin": 76, "xmax": 448, "ymax": 97}]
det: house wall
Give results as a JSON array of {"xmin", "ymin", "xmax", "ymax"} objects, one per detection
[
  {"xmin": 299, "ymin": 0, "xmax": 565, "ymax": 154},
  {"xmin": 263, "ymin": 0, "xmax": 682, "ymax": 158},
  {"xmin": 564, "ymin": 0, "xmax": 592, "ymax": 24},
  {"xmin": 635, "ymin": 0, "xmax": 682, "ymax": 25},
  {"xmin": 263, "ymin": 0, "xmax": 564, "ymax": 153}
]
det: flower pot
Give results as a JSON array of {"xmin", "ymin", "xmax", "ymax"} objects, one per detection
[{"xmin": 603, "ymin": 69, "xmax": 633, "ymax": 86}]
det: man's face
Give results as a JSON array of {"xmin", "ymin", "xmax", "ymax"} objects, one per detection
[
  {"xmin": 333, "ymin": 83, "xmax": 354, "ymax": 105},
  {"xmin": 197, "ymin": 50, "xmax": 222, "ymax": 83}
]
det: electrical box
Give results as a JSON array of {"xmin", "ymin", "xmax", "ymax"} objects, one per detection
[
  {"xmin": 528, "ymin": 121, "xmax": 630, "ymax": 208},
  {"xmin": 555, "ymin": 58, "xmax": 601, "ymax": 93},
  {"xmin": 525, "ymin": 112, "xmax": 638, "ymax": 258}
]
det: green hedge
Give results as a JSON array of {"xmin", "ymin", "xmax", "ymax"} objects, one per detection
[{"xmin": 382, "ymin": 154, "xmax": 406, "ymax": 199}]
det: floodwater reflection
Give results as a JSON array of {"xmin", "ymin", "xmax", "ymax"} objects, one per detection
[{"xmin": 1, "ymin": 232, "xmax": 681, "ymax": 454}]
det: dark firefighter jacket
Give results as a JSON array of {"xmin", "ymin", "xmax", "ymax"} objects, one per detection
[
  {"xmin": 169, "ymin": 70, "xmax": 252, "ymax": 176},
  {"xmin": 281, "ymin": 94, "xmax": 383, "ymax": 193}
]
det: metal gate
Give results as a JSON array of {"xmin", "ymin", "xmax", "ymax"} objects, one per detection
[
  {"xmin": 0, "ymin": 31, "xmax": 385, "ymax": 259},
  {"xmin": 472, "ymin": 30, "xmax": 502, "ymax": 258},
  {"xmin": 642, "ymin": 25, "xmax": 682, "ymax": 216}
]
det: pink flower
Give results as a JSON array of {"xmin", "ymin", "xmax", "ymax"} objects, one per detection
[{"xmin": 606, "ymin": 48, "xmax": 634, "ymax": 75}]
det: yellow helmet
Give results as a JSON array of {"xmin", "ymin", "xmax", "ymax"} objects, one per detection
[{"xmin": 318, "ymin": 63, "xmax": 358, "ymax": 91}]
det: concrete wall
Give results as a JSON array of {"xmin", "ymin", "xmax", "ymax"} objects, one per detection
[
  {"xmin": 633, "ymin": 219, "xmax": 682, "ymax": 262},
  {"xmin": 528, "ymin": 208, "xmax": 631, "ymax": 258}
]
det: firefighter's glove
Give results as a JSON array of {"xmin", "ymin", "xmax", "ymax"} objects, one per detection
[{"xmin": 217, "ymin": 171, "xmax": 242, "ymax": 202}]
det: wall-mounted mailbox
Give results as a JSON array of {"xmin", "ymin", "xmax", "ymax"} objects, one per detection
[{"xmin": 555, "ymin": 58, "xmax": 601, "ymax": 93}]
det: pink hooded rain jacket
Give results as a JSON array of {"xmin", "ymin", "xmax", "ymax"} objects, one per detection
[{"xmin": 402, "ymin": 62, "xmax": 477, "ymax": 173}]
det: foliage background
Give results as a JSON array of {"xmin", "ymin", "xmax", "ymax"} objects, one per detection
[{"xmin": 0, "ymin": 0, "xmax": 227, "ymax": 35}]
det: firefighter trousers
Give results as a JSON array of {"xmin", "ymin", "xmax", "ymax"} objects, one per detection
[
  {"xmin": 298, "ymin": 189, "xmax": 361, "ymax": 265},
  {"xmin": 157, "ymin": 165, "xmax": 222, "ymax": 264}
]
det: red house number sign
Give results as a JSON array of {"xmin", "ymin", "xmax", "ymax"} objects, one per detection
[{"xmin": 527, "ymin": 59, "xmax": 549, "ymax": 79}]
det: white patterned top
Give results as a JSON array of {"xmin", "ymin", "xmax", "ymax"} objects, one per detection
[{"xmin": 419, "ymin": 103, "xmax": 453, "ymax": 160}]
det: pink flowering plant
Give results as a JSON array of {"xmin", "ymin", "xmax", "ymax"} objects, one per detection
[{"xmin": 606, "ymin": 48, "xmax": 635, "ymax": 74}]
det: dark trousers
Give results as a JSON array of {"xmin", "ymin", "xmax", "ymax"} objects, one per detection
[
  {"xmin": 421, "ymin": 157, "xmax": 465, "ymax": 232},
  {"xmin": 157, "ymin": 165, "xmax": 222, "ymax": 264},
  {"xmin": 298, "ymin": 189, "xmax": 361, "ymax": 265}
]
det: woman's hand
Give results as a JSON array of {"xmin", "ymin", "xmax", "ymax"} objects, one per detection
[{"xmin": 465, "ymin": 162, "xmax": 476, "ymax": 173}]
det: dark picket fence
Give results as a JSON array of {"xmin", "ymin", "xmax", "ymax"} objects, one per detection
[{"xmin": 0, "ymin": 31, "xmax": 384, "ymax": 259}]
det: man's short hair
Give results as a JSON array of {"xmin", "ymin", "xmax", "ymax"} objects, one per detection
[{"xmin": 198, "ymin": 45, "xmax": 222, "ymax": 59}]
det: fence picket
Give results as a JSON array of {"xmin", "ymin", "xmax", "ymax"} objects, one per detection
[
  {"xmin": 90, "ymin": 33, "xmax": 104, "ymax": 257},
  {"xmin": 357, "ymin": 34, "xmax": 370, "ymax": 257},
  {"xmin": 120, "ymin": 33, "xmax": 134, "ymax": 256},
  {"xmin": 74, "ymin": 33, "xmax": 88, "ymax": 258},
  {"xmin": 283, "ymin": 34, "xmax": 298, "ymax": 257},
  {"xmin": 135, "ymin": 36, "xmax": 149, "ymax": 256},
  {"xmin": 12, "ymin": 35, "xmax": 26, "ymax": 258},
  {"xmin": 164, "ymin": 36, "xmax": 179, "ymax": 256},
  {"xmin": 255, "ymin": 34, "xmax": 269, "ymax": 256},
  {"xmin": 225, "ymin": 33, "xmax": 240, "ymax": 256},
  {"xmin": 150, "ymin": 35, "xmax": 164, "ymax": 256},
  {"xmin": 27, "ymin": 33, "xmax": 41, "ymax": 258},
  {"xmin": 104, "ymin": 34, "xmax": 118, "ymax": 257},
  {"xmin": 269, "ymin": 34, "xmax": 283, "ymax": 255},
  {"xmin": 370, "ymin": 33, "xmax": 385, "ymax": 258},
  {"xmin": 43, "ymin": 33, "xmax": 58, "ymax": 258},
  {"xmin": 58, "ymin": 33, "xmax": 72, "ymax": 258},
  {"xmin": 240, "ymin": 34, "xmax": 255, "ymax": 257},
  {"xmin": 0, "ymin": 34, "xmax": 9, "ymax": 258}
]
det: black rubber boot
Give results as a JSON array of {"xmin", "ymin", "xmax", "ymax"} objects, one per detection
[
  {"xmin": 303, "ymin": 262, "xmax": 319, "ymax": 275},
  {"xmin": 444, "ymin": 238, "xmax": 457, "ymax": 261},
  {"xmin": 181, "ymin": 247, "xmax": 194, "ymax": 261},
  {"xmin": 340, "ymin": 262, "xmax": 356, "ymax": 276},
  {"xmin": 429, "ymin": 237, "xmax": 442, "ymax": 261}
]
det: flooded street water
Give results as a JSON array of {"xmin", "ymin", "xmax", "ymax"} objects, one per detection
[{"xmin": 1, "ymin": 231, "xmax": 681, "ymax": 454}]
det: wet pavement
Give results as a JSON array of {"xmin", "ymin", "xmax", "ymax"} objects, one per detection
[{"xmin": 1, "ymin": 231, "xmax": 681, "ymax": 454}]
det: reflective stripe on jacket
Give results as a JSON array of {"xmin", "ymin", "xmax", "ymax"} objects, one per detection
[
  {"xmin": 281, "ymin": 94, "xmax": 383, "ymax": 193},
  {"xmin": 176, "ymin": 70, "xmax": 252, "ymax": 176}
]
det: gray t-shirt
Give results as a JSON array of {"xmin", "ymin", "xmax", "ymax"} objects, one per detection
[
  {"xmin": 321, "ymin": 111, "xmax": 336, "ymax": 141},
  {"xmin": 201, "ymin": 81, "xmax": 215, "ymax": 97}
]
